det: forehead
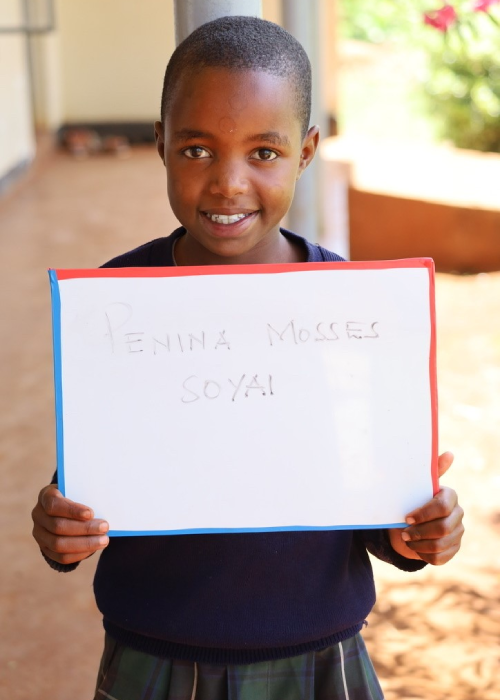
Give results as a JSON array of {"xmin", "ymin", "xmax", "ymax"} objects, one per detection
[{"xmin": 165, "ymin": 67, "xmax": 302, "ymax": 143}]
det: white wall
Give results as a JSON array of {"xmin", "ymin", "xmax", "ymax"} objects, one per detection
[
  {"xmin": 2, "ymin": 2, "xmax": 22, "ymax": 24},
  {"xmin": 30, "ymin": 31, "xmax": 63, "ymax": 130},
  {"xmin": 0, "ymin": 2, "xmax": 36, "ymax": 181},
  {"xmin": 56, "ymin": 0, "xmax": 175, "ymax": 123},
  {"xmin": 262, "ymin": 0, "xmax": 281, "ymax": 25}
]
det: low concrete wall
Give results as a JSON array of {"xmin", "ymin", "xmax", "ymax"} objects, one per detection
[
  {"xmin": 321, "ymin": 136, "xmax": 500, "ymax": 274},
  {"xmin": 349, "ymin": 189, "xmax": 500, "ymax": 274}
]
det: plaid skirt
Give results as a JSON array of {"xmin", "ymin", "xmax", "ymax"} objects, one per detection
[{"xmin": 93, "ymin": 632, "xmax": 384, "ymax": 700}]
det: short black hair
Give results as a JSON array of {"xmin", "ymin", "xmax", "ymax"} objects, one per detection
[{"xmin": 161, "ymin": 16, "xmax": 312, "ymax": 139}]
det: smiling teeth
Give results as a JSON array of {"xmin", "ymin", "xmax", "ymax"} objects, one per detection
[{"xmin": 205, "ymin": 213, "xmax": 250, "ymax": 225}]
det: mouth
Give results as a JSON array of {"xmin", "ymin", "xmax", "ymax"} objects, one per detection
[{"xmin": 203, "ymin": 211, "xmax": 256, "ymax": 226}]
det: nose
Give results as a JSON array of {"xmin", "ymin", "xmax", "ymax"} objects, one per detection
[{"xmin": 208, "ymin": 158, "xmax": 249, "ymax": 198}]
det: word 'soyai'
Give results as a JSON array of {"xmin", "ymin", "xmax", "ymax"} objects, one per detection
[{"xmin": 181, "ymin": 374, "xmax": 274, "ymax": 403}]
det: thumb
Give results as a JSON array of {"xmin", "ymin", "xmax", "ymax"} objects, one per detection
[{"xmin": 437, "ymin": 451, "xmax": 454, "ymax": 478}]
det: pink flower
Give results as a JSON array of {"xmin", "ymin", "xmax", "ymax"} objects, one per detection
[
  {"xmin": 473, "ymin": 0, "xmax": 500, "ymax": 11},
  {"xmin": 423, "ymin": 4, "xmax": 458, "ymax": 31}
]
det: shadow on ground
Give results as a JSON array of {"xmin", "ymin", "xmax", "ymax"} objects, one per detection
[{"xmin": 366, "ymin": 579, "xmax": 500, "ymax": 699}]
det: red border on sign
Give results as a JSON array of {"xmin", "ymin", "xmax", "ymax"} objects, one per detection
[{"xmin": 52, "ymin": 258, "xmax": 433, "ymax": 280}]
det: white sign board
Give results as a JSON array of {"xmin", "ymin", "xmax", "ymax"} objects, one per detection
[{"xmin": 50, "ymin": 260, "xmax": 438, "ymax": 535}]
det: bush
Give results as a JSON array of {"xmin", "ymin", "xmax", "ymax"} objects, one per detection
[
  {"xmin": 424, "ymin": 48, "xmax": 500, "ymax": 152},
  {"xmin": 339, "ymin": 0, "xmax": 500, "ymax": 152}
]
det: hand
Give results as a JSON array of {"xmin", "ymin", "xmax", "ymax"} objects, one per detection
[
  {"xmin": 388, "ymin": 452, "xmax": 464, "ymax": 565},
  {"xmin": 32, "ymin": 484, "xmax": 109, "ymax": 565}
]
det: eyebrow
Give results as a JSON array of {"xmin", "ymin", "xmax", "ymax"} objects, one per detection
[
  {"xmin": 246, "ymin": 132, "xmax": 291, "ymax": 148},
  {"xmin": 171, "ymin": 129, "xmax": 214, "ymax": 143},
  {"xmin": 171, "ymin": 128, "xmax": 291, "ymax": 148}
]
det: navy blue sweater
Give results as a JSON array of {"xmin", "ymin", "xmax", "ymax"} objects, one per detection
[{"xmin": 49, "ymin": 227, "xmax": 426, "ymax": 664}]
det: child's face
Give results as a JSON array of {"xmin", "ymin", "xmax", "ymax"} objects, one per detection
[{"xmin": 155, "ymin": 67, "xmax": 318, "ymax": 264}]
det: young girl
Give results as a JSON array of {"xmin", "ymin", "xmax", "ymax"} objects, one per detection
[{"xmin": 32, "ymin": 17, "xmax": 464, "ymax": 700}]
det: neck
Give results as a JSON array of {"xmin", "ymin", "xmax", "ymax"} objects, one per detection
[{"xmin": 174, "ymin": 229, "xmax": 305, "ymax": 266}]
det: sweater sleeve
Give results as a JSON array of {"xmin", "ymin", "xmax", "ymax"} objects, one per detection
[
  {"xmin": 360, "ymin": 529, "xmax": 427, "ymax": 572},
  {"xmin": 42, "ymin": 550, "xmax": 80, "ymax": 573}
]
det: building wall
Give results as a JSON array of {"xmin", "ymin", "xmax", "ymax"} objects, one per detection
[
  {"xmin": 262, "ymin": 0, "xmax": 282, "ymax": 24},
  {"xmin": 30, "ymin": 31, "xmax": 63, "ymax": 130},
  {"xmin": 0, "ymin": 1, "xmax": 36, "ymax": 184},
  {"xmin": 55, "ymin": 0, "xmax": 174, "ymax": 123},
  {"xmin": 0, "ymin": 0, "xmax": 296, "ymax": 188},
  {"xmin": 55, "ymin": 0, "xmax": 283, "ymax": 125}
]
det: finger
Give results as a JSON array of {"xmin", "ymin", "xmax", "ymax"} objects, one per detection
[
  {"xmin": 437, "ymin": 451, "xmax": 454, "ymax": 478},
  {"xmin": 34, "ymin": 506, "xmax": 109, "ymax": 537},
  {"xmin": 401, "ymin": 539, "xmax": 462, "ymax": 566},
  {"xmin": 403, "ymin": 504, "xmax": 464, "ymax": 542},
  {"xmin": 403, "ymin": 526, "xmax": 464, "ymax": 554},
  {"xmin": 402, "ymin": 529, "xmax": 457, "ymax": 552},
  {"xmin": 39, "ymin": 543, "xmax": 102, "ymax": 566},
  {"xmin": 405, "ymin": 486, "xmax": 458, "ymax": 526},
  {"xmin": 33, "ymin": 522, "xmax": 109, "ymax": 561},
  {"xmin": 39, "ymin": 485, "xmax": 94, "ymax": 521},
  {"xmin": 44, "ymin": 533, "xmax": 109, "ymax": 555}
]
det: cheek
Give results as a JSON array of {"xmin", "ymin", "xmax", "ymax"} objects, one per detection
[
  {"xmin": 166, "ymin": 156, "xmax": 195, "ymax": 196},
  {"xmin": 167, "ymin": 174, "xmax": 195, "ymax": 203},
  {"xmin": 167, "ymin": 179, "xmax": 191, "ymax": 220},
  {"xmin": 267, "ymin": 181, "xmax": 296, "ymax": 210},
  {"xmin": 268, "ymin": 183, "xmax": 286, "ymax": 199},
  {"xmin": 167, "ymin": 178, "xmax": 180, "ymax": 204}
]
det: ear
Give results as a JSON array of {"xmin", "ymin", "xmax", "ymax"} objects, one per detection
[
  {"xmin": 297, "ymin": 125, "xmax": 320, "ymax": 180},
  {"xmin": 154, "ymin": 121, "xmax": 166, "ymax": 165}
]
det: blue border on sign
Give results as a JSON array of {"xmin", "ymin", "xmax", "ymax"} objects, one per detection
[
  {"xmin": 108, "ymin": 522, "xmax": 406, "ymax": 537},
  {"xmin": 49, "ymin": 270, "xmax": 65, "ymax": 496}
]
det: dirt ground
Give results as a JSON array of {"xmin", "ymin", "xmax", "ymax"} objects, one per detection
[{"xmin": 0, "ymin": 145, "xmax": 498, "ymax": 699}]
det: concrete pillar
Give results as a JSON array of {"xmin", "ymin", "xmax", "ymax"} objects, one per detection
[
  {"xmin": 319, "ymin": 148, "xmax": 351, "ymax": 260},
  {"xmin": 174, "ymin": 0, "xmax": 262, "ymax": 45},
  {"xmin": 281, "ymin": 0, "xmax": 327, "ymax": 242},
  {"xmin": 318, "ymin": 0, "xmax": 350, "ymax": 259}
]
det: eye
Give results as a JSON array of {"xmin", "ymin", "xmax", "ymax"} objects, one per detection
[
  {"xmin": 183, "ymin": 146, "xmax": 210, "ymax": 159},
  {"xmin": 251, "ymin": 148, "xmax": 278, "ymax": 162}
]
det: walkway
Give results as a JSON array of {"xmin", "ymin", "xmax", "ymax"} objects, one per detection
[{"xmin": 0, "ymin": 145, "xmax": 498, "ymax": 699}]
